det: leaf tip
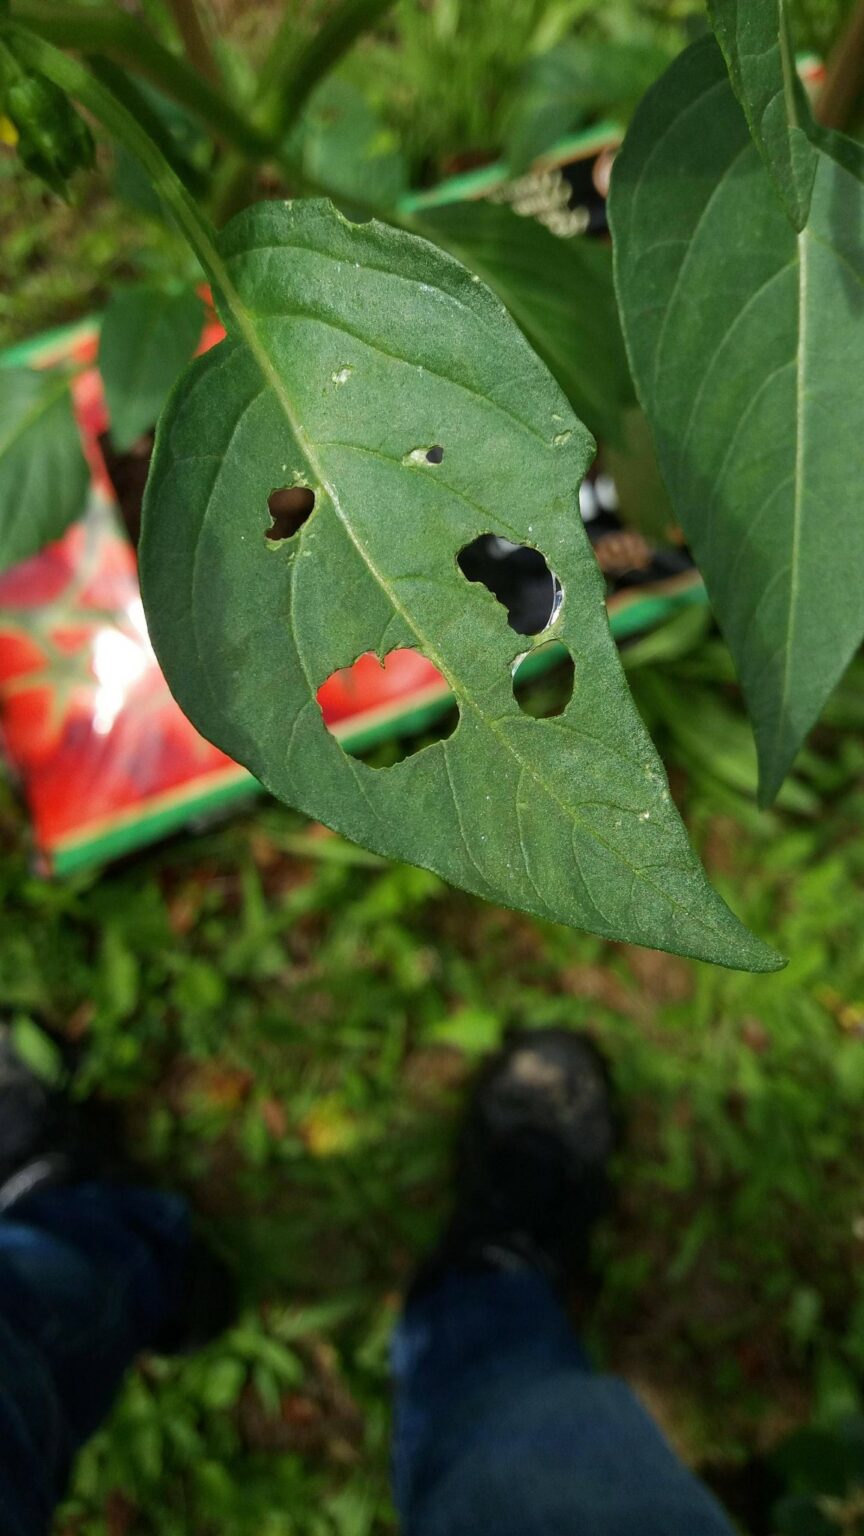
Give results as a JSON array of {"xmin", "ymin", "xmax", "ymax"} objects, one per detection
[
  {"xmin": 748, "ymin": 941, "xmax": 788, "ymax": 975},
  {"xmin": 755, "ymin": 735, "xmax": 797, "ymax": 810},
  {"xmin": 708, "ymin": 928, "xmax": 786, "ymax": 975}
]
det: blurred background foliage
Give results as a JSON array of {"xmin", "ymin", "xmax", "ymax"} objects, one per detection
[
  {"xmin": 0, "ymin": 631, "xmax": 861, "ymax": 1535},
  {"xmin": 0, "ymin": 0, "xmax": 857, "ymax": 344},
  {"xmin": 1, "ymin": 0, "xmax": 864, "ymax": 1533}
]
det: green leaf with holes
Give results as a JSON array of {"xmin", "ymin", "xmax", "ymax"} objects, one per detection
[
  {"xmin": 139, "ymin": 199, "xmax": 780, "ymax": 971},
  {"xmin": 0, "ymin": 367, "xmax": 88, "ymax": 574},
  {"xmin": 609, "ymin": 31, "xmax": 864, "ymax": 806},
  {"xmin": 418, "ymin": 199, "xmax": 632, "ymax": 446},
  {"xmin": 100, "ymin": 284, "xmax": 204, "ymax": 452}
]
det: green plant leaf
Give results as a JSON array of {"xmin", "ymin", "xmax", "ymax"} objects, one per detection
[
  {"xmin": 419, "ymin": 199, "xmax": 632, "ymax": 444},
  {"xmin": 609, "ymin": 35, "xmax": 864, "ymax": 805},
  {"xmin": 505, "ymin": 37, "xmax": 671, "ymax": 174},
  {"xmin": 140, "ymin": 198, "xmax": 781, "ymax": 971},
  {"xmin": 0, "ymin": 366, "xmax": 88, "ymax": 573},
  {"xmin": 604, "ymin": 405, "xmax": 675, "ymax": 543},
  {"xmin": 198, "ymin": 1357, "xmax": 247, "ymax": 1412},
  {"xmin": 707, "ymin": 0, "xmax": 818, "ymax": 228},
  {"xmin": 99, "ymin": 284, "xmax": 204, "ymax": 451},
  {"xmin": 287, "ymin": 76, "xmax": 408, "ymax": 213}
]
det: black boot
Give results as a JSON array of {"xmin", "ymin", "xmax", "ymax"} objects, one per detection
[{"xmin": 415, "ymin": 1026, "xmax": 619, "ymax": 1296}]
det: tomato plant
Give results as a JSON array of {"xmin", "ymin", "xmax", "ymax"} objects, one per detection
[{"xmin": 0, "ymin": 0, "xmax": 860, "ymax": 972}]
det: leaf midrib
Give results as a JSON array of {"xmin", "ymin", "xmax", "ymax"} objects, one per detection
[{"xmin": 773, "ymin": 224, "xmax": 808, "ymax": 765}]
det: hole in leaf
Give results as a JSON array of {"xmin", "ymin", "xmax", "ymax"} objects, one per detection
[
  {"xmin": 457, "ymin": 534, "xmax": 562, "ymax": 636},
  {"xmin": 266, "ymin": 486, "xmax": 315, "ymax": 541},
  {"xmin": 317, "ymin": 649, "xmax": 458, "ymax": 766},
  {"xmin": 512, "ymin": 642, "xmax": 574, "ymax": 718},
  {"xmin": 403, "ymin": 444, "xmax": 445, "ymax": 466}
]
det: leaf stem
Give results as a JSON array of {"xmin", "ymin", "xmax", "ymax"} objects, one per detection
[
  {"xmin": 89, "ymin": 54, "xmax": 208, "ymax": 195},
  {"xmin": 211, "ymin": 0, "xmax": 397, "ymax": 226},
  {"xmin": 165, "ymin": 0, "xmax": 221, "ymax": 88},
  {"xmin": 257, "ymin": 0, "xmax": 396, "ymax": 140},
  {"xmin": 779, "ymin": 0, "xmax": 801, "ymax": 130},
  {"xmin": 8, "ymin": 1, "xmax": 270, "ymax": 157},
  {"xmin": 816, "ymin": 0, "xmax": 864, "ymax": 130}
]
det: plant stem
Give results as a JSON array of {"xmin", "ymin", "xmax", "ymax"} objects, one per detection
[
  {"xmin": 258, "ymin": 0, "xmax": 396, "ymax": 140},
  {"xmin": 89, "ymin": 55, "xmax": 208, "ymax": 196},
  {"xmin": 9, "ymin": 1, "xmax": 269, "ymax": 157},
  {"xmin": 165, "ymin": 0, "xmax": 220, "ymax": 88},
  {"xmin": 816, "ymin": 0, "xmax": 864, "ymax": 130},
  {"xmin": 210, "ymin": 156, "xmax": 261, "ymax": 228},
  {"xmin": 212, "ymin": 0, "xmax": 398, "ymax": 227}
]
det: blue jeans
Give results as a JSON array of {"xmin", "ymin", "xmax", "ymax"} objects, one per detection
[{"xmin": 0, "ymin": 1183, "xmax": 736, "ymax": 1535}]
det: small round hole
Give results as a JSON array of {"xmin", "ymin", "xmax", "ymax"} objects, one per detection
[
  {"xmin": 266, "ymin": 486, "xmax": 315, "ymax": 541},
  {"xmin": 512, "ymin": 642, "xmax": 574, "ymax": 718},
  {"xmin": 425, "ymin": 445, "xmax": 444, "ymax": 464}
]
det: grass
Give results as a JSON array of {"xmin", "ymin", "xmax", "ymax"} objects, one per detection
[
  {"xmin": 0, "ymin": 153, "xmax": 173, "ymax": 350},
  {"xmin": 1, "ymin": 632, "xmax": 862, "ymax": 1535}
]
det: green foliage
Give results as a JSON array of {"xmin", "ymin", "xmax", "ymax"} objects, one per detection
[
  {"xmin": 0, "ymin": 0, "xmax": 860, "ymax": 953},
  {"xmin": 99, "ymin": 283, "xmax": 203, "ymax": 450},
  {"xmin": 286, "ymin": 75, "xmax": 408, "ymax": 211},
  {"xmin": 0, "ymin": 40, "xmax": 93, "ymax": 197},
  {"xmin": 771, "ymin": 1417, "xmax": 864, "ymax": 1534},
  {"xmin": 0, "ymin": 632, "xmax": 859, "ymax": 1534},
  {"xmin": 0, "ymin": 364, "xmax": 87, "ymax": 571},
  {"xmin": 1, "ymin": 3, "xmax": 864, "ymax": 1529},
  {"xmin": 789, "ymin": 0, "xmax": 855, "ymax": 54},
  {"xmin": 504, "ymin": 36, "xmax": 672, "ymax": 172},
  {"xmin": 359, "ymin": 0, "xmax": 704, "ymax": 175},
  {"xmin": 1, "ymin": 0, "xmax": 860, "ymax": 958},
  {"xmin": 140, "ymin": 197, "xmax": 778, "ymax": 968},
  {"xmin": 708, "ymin": 0, "xmax": 820, "ymax": 226},
  {"xmin": 0, "ymin": 149, "xmax": 179, "ymax": 348},
  {"xmin": 259, "ymin": 0, "xmax": 401, "ymax": 145},
  {"xmin": 609, "ymin": 17, "xmax": 864, "ymax": 806}
]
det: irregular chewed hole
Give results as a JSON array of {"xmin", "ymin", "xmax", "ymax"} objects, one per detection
[
  {"xmin": 316, "ymin": 648, "xmax": 458, "ymax": 767},
  {"xmin": 266, "ymin": 486, "xmax": 315, "ymax": 541},
  {"xmin": 512, "ymin": 642, "xmax": 574, "ymax": 718},
  {"xmin": 457, "ymin": 533, "xmax": 562, "ymax": 636}
]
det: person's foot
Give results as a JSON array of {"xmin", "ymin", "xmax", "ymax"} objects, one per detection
[
  {"xmin": 0, "ymin": 1024, "xmax": 236, "ymax": 1351},
  {"xmin": 417, "ymin": 1026, "xmax": 619, "ymax": 1295}
]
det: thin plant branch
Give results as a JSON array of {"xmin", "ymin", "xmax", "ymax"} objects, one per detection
[
  {"xmin": 816, "ymin": 0, "xmax": 864, "ymax": 130},
  {"xmin": 165, "ymin": 0, "xmax": 221, "ymax": 89}
]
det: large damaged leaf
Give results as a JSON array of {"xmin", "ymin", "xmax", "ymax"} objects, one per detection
[
  {"xmin": 140, "ymin": 198, "xmax": 780, "ymax": 970},
  {"xmin": 610, "ymin": 25, "xmax": 864, "ymax": 804}
]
